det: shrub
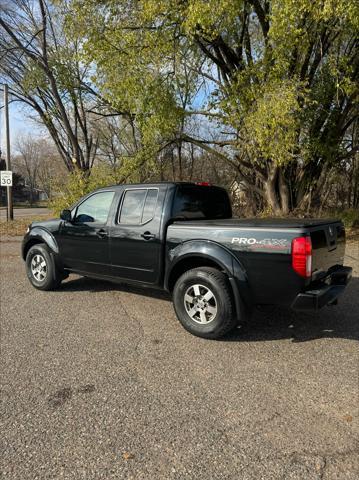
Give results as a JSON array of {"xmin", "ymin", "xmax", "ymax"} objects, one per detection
[
  {"xmin": 321, "ymin": 208, "xmax": 359, "ymax": 229},
  {"xmin": 50, "ymin": 165, "xmax": 124, "ymax": 215},
  {"xmin": 337, "ymin": 209, "xmax": 359, "ymax": 229}
]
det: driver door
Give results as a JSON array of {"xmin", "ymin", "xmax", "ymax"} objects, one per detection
[{"xmin": 58, "ymin": 190, "xmax": 116, "ymax": 275}]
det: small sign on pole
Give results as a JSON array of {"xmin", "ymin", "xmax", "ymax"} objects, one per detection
[{"xmin": 0, "ymin": 171, "xmax": 13, "ymax": 187}]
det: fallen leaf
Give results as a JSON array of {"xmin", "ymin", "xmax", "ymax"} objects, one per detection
[
  {"xmin": 123, "ymin": 452, "xmax": 135, "ymax": 460},
  {"xmin": 343, "ymin": 415, "xmax": 353, "ymax": 422}
]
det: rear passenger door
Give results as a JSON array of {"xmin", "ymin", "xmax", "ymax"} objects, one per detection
[{"xmin": 109, "ymin": 186, "xmax": 166, "ymax": 284}]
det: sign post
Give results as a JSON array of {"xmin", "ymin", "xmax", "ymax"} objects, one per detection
[
  {"xmin": 3, "ymin": 84, "xmax": 13, "ymax": 220},
  {"xmin": 0, "ymin": 171, "xmax": 13, "ymax": 220}
]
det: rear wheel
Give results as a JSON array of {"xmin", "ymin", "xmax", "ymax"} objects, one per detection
[
  {"xmin": 26, "ymin": 244, "xmax": 62, "ymax": 291},
  {"xmin": 173, "ymin": 267, "xmax": 238, "ymax": 339}
]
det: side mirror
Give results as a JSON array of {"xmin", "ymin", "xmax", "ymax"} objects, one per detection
[{"xmin": 60, "ymin": 209, "xmax": 72, "ymax": 222}]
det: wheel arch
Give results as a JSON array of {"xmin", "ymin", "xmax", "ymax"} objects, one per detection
[
  {"xmin": 165, "ymin": 240, "xmax": 252, "ymax": 316},
  {"xmin": 22, "ymin": 227, "xmax": 59, "ymax": 260},
  {"xmin": 167, "ymin": 254, "xmax": 225, "ymax": 292}
]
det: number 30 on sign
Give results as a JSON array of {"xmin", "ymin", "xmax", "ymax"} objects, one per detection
[{"xmin": 0, "ymin": 171, "xmax": 13, "ymax": 187}]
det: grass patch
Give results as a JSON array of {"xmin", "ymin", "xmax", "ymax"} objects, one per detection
[{"xmin": 0, "ymin": 216, "xmax": 52, "ymax": 237}]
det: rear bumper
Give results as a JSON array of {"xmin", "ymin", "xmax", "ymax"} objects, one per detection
[{"xmin": 291, "ymin": 266, "xmax": 352, "ymax": 311}]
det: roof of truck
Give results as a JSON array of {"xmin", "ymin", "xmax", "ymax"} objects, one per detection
[
  {"xmin": 94, "ymin": 182, "xmax": 228, "ymax": 192},
  {"xmin": 95, "ymin": 181, "xmax": 193, "ymax": 190}
]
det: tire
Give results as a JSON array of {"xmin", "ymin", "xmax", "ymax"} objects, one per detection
[
  {"xmin": 26, "ymin": 243, "xmax": 62, "ymax": 291},
  {"xmin": 172, "ymin": 267, "xmax": 238, "ymax": 339}
]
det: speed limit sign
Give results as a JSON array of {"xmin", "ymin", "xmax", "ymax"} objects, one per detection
[{"xmin": 0, "ymin": 171, "xmax": 13, "ymax": 187}]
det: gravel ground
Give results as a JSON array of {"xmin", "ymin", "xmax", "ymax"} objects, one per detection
[{"xmin": 0, "ymin": 238, "xmax": 358, "ymax": 480}]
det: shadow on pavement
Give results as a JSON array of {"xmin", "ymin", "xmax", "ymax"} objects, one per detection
[
  {"xmin": 227, "ymin": 277, "xmax": 359, "ymax": 343},
  {"xmin": 60, "ymin": 275, "xmax": 359, "ymax": 343},
  {"xmin": 60, "ymin": 275, "xmax": 172, "ymax": 301}
]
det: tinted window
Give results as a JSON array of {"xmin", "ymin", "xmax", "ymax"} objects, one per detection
[
  {"xmin": 172, "ymin": 185, "xmax": 231, "ymax": 220},
  {"xmin": 120, "ymin": 189, "xmax": 146, "ymax": 224},
  {"xmin": 75, "ymin": 191, "xmax": 115, "ymax": 223},
  {"xmin": 119, "ymin": 188, "xmax": 158, "ymax": 224},
  {"xmin": 142, "ymin": 189, "xmax": 158, "ymax": 223}
]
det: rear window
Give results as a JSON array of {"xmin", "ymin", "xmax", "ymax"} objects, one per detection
[
  {"xmin": 119, "ymin": 188, "xmax": 158, "ymax": 224},
  {"xmin": 119, "ymin": 189, "xmax": 146, "ymax": 224},
  {"xmin": 172, "ymin": 185, "xmax": 232, "ymax": 220}
]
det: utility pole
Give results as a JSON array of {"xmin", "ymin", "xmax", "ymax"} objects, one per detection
[{"xmin": 4, "ymin": 84, "xmax": 13, "ymax": 220}]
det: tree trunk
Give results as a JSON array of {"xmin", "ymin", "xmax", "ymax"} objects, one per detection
[
  {"xmin": 177, "ymin": 142, "xmax": 183, "ymax": 181},
  {"xmin": 278, "ymin": 168, "xmax": 290, "ymax": 215},
  {"xmin": 263, "ymin": 165, "xmax": 292, "ymax": 215},
  {"xmin": 265, "ymin": 165, "xmax": 281, "ymax": 215},
  {"xmin": 29, "ymin": 186, "xmax": 34, "ymax": 207}
]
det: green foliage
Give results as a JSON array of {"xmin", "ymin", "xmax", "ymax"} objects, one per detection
[
  {"xmin": 68, "ymin": 0, "xmax": 185, "ymax": 156},
  {"xmin": 50, "ymin": 147, "xmax": 164, "ymax": 214},
  {"xmin": 50, "ymin": 165, "xmax": 123, "ymax": 214},
  {"xmin": 60, "ymin": 0, "xmax": 359, "ymax": 213},
  {"xmin": 21, "ymin": 60, "xmax": 48, "ymax": 94},
  {"xmin": 239, "ymin": 79, "xmax": 303, "ymax": 165}
]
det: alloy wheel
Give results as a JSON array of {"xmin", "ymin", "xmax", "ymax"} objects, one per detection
[
  {"xmin": 184, "ymin": 284, "xmax": 218, "ymax": 324},
  {"xmin": 31, "ymin": 254, "xmax": 47, "ymax": 282}
]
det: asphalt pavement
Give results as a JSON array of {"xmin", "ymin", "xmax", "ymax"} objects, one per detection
[
  {"xmin": 0, "ymin": 238, "xmax": 358, "ymax": 479},
  {"xmin": 0, "ymin": 208, "xmax": 51, "ymax": 219}
]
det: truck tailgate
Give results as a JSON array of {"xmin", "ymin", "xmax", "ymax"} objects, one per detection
[{"xmin": 310, "ymin": 221, "xmax": 346, "ymax": 279}]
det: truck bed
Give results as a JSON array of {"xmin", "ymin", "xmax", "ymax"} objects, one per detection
[{"xmin": 167, "ymin": 217, "xmax": 346, "ymax": 306}]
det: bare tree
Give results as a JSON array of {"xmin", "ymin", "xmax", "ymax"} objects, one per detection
[
  {"xmin": 90, "ymin": 115, "xmax": 142, "ymax": 168},
  {"xmin": 14, "ymin": 135, "xmax": 42, "ymax": 205},
  {"xmin": 13, "ymin": 134, "xmax": 66, "ymax": 203},
  {"xmin": 0, "ymin": 0, "xmax": 126, "ymax": 171},
  {"xmin": 35, "ymin": 139, "xmax": 67, "ymax": 198}
]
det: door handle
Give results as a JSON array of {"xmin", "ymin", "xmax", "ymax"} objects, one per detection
[
  {"xmin": 96, "ymin": 229, "xmax": 108, "ymax": 238},
  {"xmin": 141, "ymin": 231, "xmax": 156, "ymax": 240}
]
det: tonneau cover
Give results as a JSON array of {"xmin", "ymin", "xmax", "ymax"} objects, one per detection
[{"xmin": 172, "ymin": 218, "xmax": 341, "ymax": 229}]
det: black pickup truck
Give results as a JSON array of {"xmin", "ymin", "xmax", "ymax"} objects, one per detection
[{"xmin": 22, "ymin": 182, "xmax": 352, "ymax": 339}]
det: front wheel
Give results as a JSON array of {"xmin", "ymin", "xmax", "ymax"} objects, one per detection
[
  {"xmin": 172, "ymin": 267, "xmax": 238, "ymax": 339},
  {"xmin": 26, "ymin": 244, "xmax": 62, "ymax": 291}
]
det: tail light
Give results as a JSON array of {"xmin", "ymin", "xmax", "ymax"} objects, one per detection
[
  {"xmin": 195, "ymin": 182, "xmax": 211, "ymax": 186},
  {"xmin": 292, "ymin": 236, "xmax": 312, "ymax": 278}
]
